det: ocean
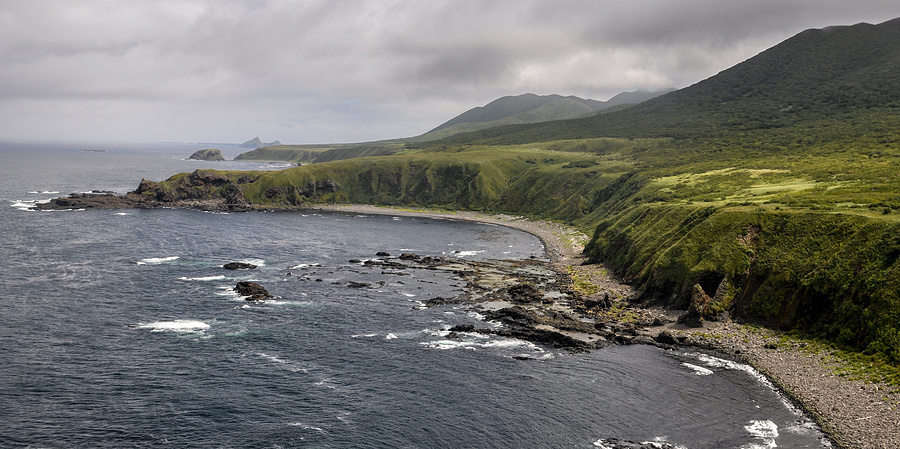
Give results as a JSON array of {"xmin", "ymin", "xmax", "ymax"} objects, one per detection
[{"xmin": 0, "ymin": 141, "xmax": 830, "ymax": 448}]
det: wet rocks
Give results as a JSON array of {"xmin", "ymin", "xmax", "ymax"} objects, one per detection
[
  {"xmin": 223, "ymin": 262, "xmax": 257, "ymax": 270},
  {"xmin": 592, "ymin": 438, "xmax": 681, "ymax": 449},
  {"xmin": 234, "ymin": 281, "xmax": 272, "ymax": 301},
  {"xmin": 506, "ymin": 283, "xmax": 546, "ymax": 304}
]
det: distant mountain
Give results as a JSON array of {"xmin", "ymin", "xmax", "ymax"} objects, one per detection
[
  {"xmin": 441, "ymin": 18, "xmax": 900, "ymax": 145},
  {"xmin": 415, "ymin": 90, "xmax": 672, "ymax": 141},
  {"xmin": 239, "ymin": 137, "xmax": 282, "ymax": 148}
]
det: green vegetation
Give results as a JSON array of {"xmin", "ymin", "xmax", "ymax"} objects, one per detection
[
  {"xmin": 147, "ymin": 19, "xmax": 900, "ymax": 363},
  {"xmin": 234, "ymin": 143, "xmax": 406, "ymax": 164}
]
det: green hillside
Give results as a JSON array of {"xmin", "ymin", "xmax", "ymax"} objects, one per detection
[
  {"xmin": 414, "ymin": 90, "xmax": 671, "ymax": 141},
  {"xmin": 140, "ymin": 18, "xmax": 900, "ymax": 363}
]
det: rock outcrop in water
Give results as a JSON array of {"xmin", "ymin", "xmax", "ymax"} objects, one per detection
[
  {"xmin": 188, "ymin": 149, "xmax": 225, "ymax": 161},
  {"xmin": 223, "ymin": 262, "xmax": 257, "ymax": 270},
  {"xmin": 234, "ymin": 281, "xmax": 272, "ymax": 301}
]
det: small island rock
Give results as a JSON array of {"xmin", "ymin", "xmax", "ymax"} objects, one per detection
[
  {"xmin": 223, "ymin": 262, "xmax": 257, "ymax": 270},
  {"xmin": 234, "ymin": 281, "xmax": 273, "ymax": 301},
  {"xmin": 188, "ymin": 148, "xmax": 226, "ymax": 161}
]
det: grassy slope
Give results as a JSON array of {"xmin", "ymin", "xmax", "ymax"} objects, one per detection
[{"xmin": 147, "ymin": 19, "xmax": 900, "ymax": 363}]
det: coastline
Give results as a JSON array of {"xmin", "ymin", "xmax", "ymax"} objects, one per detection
[{"xmin": 313, "ymin": 204, "xmax": 900, "ymax": 449}]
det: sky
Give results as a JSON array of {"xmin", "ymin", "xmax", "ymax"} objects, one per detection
[{"xmin": 1, "ymin": 1, "xmax": 899, "ymax": 145}]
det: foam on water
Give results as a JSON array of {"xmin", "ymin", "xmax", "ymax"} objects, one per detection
[
  {"xmin": 139, "ymin": 319, "xmax": 210, "ymax": 332},
  {"xmin": 290, "ymin": 263, "xmax": 322, "ymax": 269},
  {"xmin": 10, "ymin": 198, "xmax": 51, "ymax": 210},
  {"xmin": 446, "ymin": 250, "xmax": 484, "ymax": 257},
  {"xmin": 177, "ymin": 275, "xmax": 226, "ymax": 281},
  {"xmin": 681, "ymin": 362, "xmax": 714, "ymax": 376},
  {"xmin": 137, "ymin": 256, "xmax": 180, "ymax": 265},
  {"xmin": 742, "ymin": 420, "xmax": 779, "ymax": 449}
]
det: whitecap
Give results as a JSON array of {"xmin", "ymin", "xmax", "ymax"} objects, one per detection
[
  {"xmin": 115, "ymin": 212, "xmax": 131, "ymax": 216},
  {"xmin": 401, "ymin": 293, "xmax": 416, "ymax": 297},
  {"xmin": 238, "ymin": 258, "xmax": 266, "ymax": 267},
  {"xmin": 139, "ymin": 319, "xmax": 210, "ymax": 332},
  {"xmin": 741, "ymin": 420, "xmax": 778, "ymax": 449},
  {"xmin": 385, "ymin": 333, "xmax": 398, "ymax": 340},
  {"xmin": 350, "ymin": 333, "xmax": 378, "ymax": 338},
  {"xmin": 178, "ymin": 275, "xmax": 226, "ymax": 281},
  {"xmin": 138, "ymin": 256, "xmax": 180, "ymax": 265},
  {"xmin": 451, "ymin": 250, "xmax": 483, "ymax": 257},
  {"xmin": 10, "ymin": 200, "xmax": 37, "ymax": 210},
  {"xmin": 681, "ymin": 362, "xmax": 714, "ymax": 376},
  {"xmin": 290, "ymin": 263, "xmax": 322, "ymax": 269},
  {"xmin": 257, "ymin": 352, "xmax": 308, "ymax": 373},
  {"xmin": 287, "ymin": 422, "xmax": 325, "ymax": 432}
]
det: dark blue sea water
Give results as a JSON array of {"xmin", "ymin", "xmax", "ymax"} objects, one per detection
[{"xmin": 0, "ymin": 142, "xmax": 831, "ymax": 448}]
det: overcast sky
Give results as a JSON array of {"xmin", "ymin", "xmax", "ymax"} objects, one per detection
[{"xmin": 1, "ymin": 1, "xmax": 898, "ymax": 144}]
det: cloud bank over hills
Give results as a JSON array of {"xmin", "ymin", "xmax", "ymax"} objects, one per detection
[{"xmin": 1, "ymin": 0, "xmax": 898, "ymax": 144}]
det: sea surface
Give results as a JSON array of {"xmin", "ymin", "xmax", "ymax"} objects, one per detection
[{"xmin": 1, "ymin": 141, "xmax": 831, "ymax": 448}]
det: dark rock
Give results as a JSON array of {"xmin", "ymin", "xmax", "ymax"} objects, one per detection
[
  {"xmin": 348, "ymin": 259, "xmax": 362, "ymax": 264},
  {"xmin": 425, "ymin": 296, "xmax": 457, "ymax": 306},
  {"xmin": 375, "ymin": 251, "xmax": 391, "ymax": 257},
  {"xmin": 592, "ymin": 438, "xmax": 681, "ymax": 448},
  {"xmin": 653, "ymin": 330, "xmax": 680, "ymax": 345},
  {"xmin": 234, "ymin": 281, "xmax": 272, "ymax": 301},
  {"xmin": 223, "ymin": 262, "xmax": 257, "ymax": 270},
  {"xmin": 347, "ymin": 282, "xmax": 370, "ymax": 288},
  {"xmin": 506, "ymin": 283, "xmax": 545, "ymax": 304},
  {"xmin": 448, "ymin": 324, "xmax": 475, "ymax": 333},
  {"xmin": 399, "ymin": 253, "xmax": 420, "ymax": 260},
  {"xmin": 677, "ymin": 284, "xmax": 711, "ymax": 328},
  {"xmin": 583, "ymin": 293, "xmax": 612, "ymax": 309}
]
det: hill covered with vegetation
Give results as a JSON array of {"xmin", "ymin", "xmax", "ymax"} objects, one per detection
[
  {"xmin": 132, "ymin": 18, "xmax": 900, "ymax": 364},
  {"xmin": 414, "ymin": 90, "xmax": 672, "ymax": 141}
]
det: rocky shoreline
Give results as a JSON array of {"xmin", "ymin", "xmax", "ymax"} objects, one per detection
[
  {"xmin": 32, "ymin": 192, "xmax": 899, "ymax": 448},
  {"xmin": 312, "ymin": 204, "xmax": 900, "ymax": 449}
]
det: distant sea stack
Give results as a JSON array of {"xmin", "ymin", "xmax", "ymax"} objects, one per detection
[
  {"xmin": 188, "ymin": 148, "xmax": 226, "ymax": 161},
  {"xmin": 239, "ymin": 137, "xmax": 282, "ymax": 149}
]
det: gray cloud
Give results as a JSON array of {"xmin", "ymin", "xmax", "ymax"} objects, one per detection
[{"xmin": 1, "ymin": 0, "xmax": 898, "ymax": 144}]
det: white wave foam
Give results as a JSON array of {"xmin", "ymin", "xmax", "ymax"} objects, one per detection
[
  {"xmin": 351, "ymin": 333, "xmax": 378, "ymax": 338},
  {"xmin": 257, "ymin": 352, "xmax": 308, "ymax": 373},
  {"xmin": 681, "ymin": 362, "xmax": 714, "ymax": 376},
  {"xmin": 401, "ymin": 293, "xmax": 416, "ymax": 297},
  {"xmin": 137, "ymin": 256, "xmax": 180, "ymax": 265},
  {"xmin": 449, "ymin": 250, "xmax": 483, "ymax": 257},
  {"xmin": 27, "ymin": 190, "xmax": 60, "ymax": 194},
  {"xmin": 287, "ymin": 422, "xmax": 325, "ymax": 432},
  {"xmin": 238, "ymin": 258, "xmax": 266, "ymax": 267},
  {"xmin": 385, "ymin": 333, "xmax": 398, "ymax": 340},
  {"xmin": 177, "ymin": 275, "xmax": 226, "ymax": 281},
  {"xmin": 742, "ymin": 420, "xmax": 778, "ymax": 449},
  {"xmin": 290, "ymin": 263, "xmax": 321, "ymax": 269},
  {"xmin": 139, "ymin": 319, "xmax": 210, "ymax": 332},
  {"xmin": 10, "ymin": 200, "xmax": 36, "ymax": 210},
  {"xmin": 115, "ymin": 212, "xmax": 131, "ymax": 216},
  {"xmin": 10, "ymin": 198, "xmax": 51, "ymax": 210}
]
